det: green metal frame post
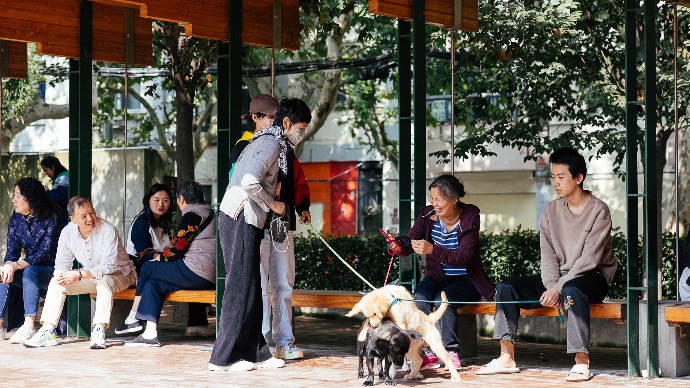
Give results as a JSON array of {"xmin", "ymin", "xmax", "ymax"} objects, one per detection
[
  {"xmin": 624, "ymin": 0, "xmax": 641, "ymax": 377},
  {"xmin": 215, "ymin": 0, "xmax": 243, "ymax": 327},
  {"xmin": 397, "ymin": 19, "xmax": 416, "ymax": 290},
  {"xmin": 67, "ymin": 0, "xmax": 93, "ymax": 338},
  {"xmin": 398, "ymin": 19, "xmax": 412, "ymax": 235},
  {"xmin": 643, "ymin": 0, "xmax": 659, "ymax": 377},
  {"xmin": 216, "ymin": 40, "xmax": 229, "ymax": 332},
  {"xmin": 412, "ymin": 0, "xmax": 426, "ymax": 214}
]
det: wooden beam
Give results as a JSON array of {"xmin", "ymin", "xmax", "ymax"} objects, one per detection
[
  {"xmin": 101, "ymin": 0, "xmax": 301, "ymax": 49},
  {"xmin": 1, "ymin": 41, "xmax": 28, "ymax": 79},
  {"xmin": 368, "ymin": 0, "xmax": 478, "ymax": 32},
  {"xmin": 0, "ymin": 0, "xmax": 152, "ymax": 66}
]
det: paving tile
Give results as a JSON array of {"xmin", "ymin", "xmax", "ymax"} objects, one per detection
[{"xmin": 0, "ymin": 315, "xmax": 686, "ymax": 387}]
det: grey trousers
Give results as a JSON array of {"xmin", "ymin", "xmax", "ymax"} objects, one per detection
[{"xmin": 493, "ymin": 273, "xmax": 609, "ymax": 354}]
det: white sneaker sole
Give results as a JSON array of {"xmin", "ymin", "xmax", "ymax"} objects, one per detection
[{"xmin": 24, "ymin": 340, "xmax": 58, "ymax": 348}]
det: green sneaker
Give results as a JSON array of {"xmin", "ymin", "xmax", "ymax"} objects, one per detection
[
  {"xmin": 23, "ymin": 329, "xmax": 57, "ymax": 348},
  {"xmin": 276, "ymin": 343, "xmax": 304, "ymax": 360}
]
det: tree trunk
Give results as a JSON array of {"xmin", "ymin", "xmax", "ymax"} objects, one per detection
[{"xmin": 176, "ymin": 87, "xmax": 196, "ymax": 184}]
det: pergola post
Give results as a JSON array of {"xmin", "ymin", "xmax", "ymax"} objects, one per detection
[
  {"xmin": 624, "ymin": 0, "xmax": 641, "ymax": 377},
  {"xmin": 215, "ymin": 0, "xmax": 243, "ymax": 327},
  {"xmin": 66, "ymin": 0, "xmax": 93, "ymax": 339},
  {"xmin": 412, "ymin": 0, "xmax": 426, "ymax": 213},
  {"xmin": 398, "ymin": 19, "xmax": 412, "ymax": 234},
  {"xmin": 642, "ymin": 0, "xmax": 659, "ymax": 377}
]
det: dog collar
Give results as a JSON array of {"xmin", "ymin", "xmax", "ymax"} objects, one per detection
[{"xmin": 389, "ymin": 295, "xmax": 401, "ymax": 308}]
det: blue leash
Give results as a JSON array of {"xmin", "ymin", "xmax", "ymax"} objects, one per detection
[{"xmin": 391, "ymin": 296, "xmax": 567, "ymax": 322}]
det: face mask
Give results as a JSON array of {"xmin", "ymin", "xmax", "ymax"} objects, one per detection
[{"xmin": 286, "ymin": 130, "xmax": 305, "ymax": 145}]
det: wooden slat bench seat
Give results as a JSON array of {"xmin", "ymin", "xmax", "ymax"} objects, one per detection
[
  {"xmin": 455, "ymin": 299, "xmax": 626, "ymax": 358},
  {"xmin": 664, "ymin": 305, "xmax": 690, "ymax": 326},
  {"xmin": 96, "ymin": 288, "xmax": 362, "ymax": 309},
  {"xmin": 456, "ymin": 300, "xmax": 627, "ymax": 320}
]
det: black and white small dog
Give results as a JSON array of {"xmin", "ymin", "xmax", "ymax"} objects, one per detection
[{"xmin": 357, "ymin": 319, "xmax": 423, "ymax": 386}]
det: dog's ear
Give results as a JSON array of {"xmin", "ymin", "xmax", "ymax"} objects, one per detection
[{"xmin": 403, "ymin": 330, "xmax": 424, "ymax": 340}]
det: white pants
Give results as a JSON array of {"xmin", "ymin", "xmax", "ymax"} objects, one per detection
[
  {"xmin": 40, "ymin": 270, "xmax": 136, "ymax": 328},
  {"xmin": 680, "ymin": 267, "xmax": 690, "ymax": 301},
  {"xmin": 260, "ymin": 230, "xmax": 295, "ymax": 347}
]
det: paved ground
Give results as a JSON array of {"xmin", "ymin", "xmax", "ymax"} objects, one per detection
[{"xmin": 1, "ymin": 314, "xmax": 687, "ymax": 387}]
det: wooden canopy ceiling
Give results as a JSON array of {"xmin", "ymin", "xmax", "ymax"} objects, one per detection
[
  {"xmin": 2, "ymin": 0, "xmax": 153, "ymax": 67},
  {"xmin": 107, "ymin": 0, "xmax": 300, "ymax": 50},
  {"xmin": 369, "ymin": 0, "xmax": 478, "ymax": 32},
  {"xmin": 0, "ymin": 0, "xmax": 301, "ymax": 79}
]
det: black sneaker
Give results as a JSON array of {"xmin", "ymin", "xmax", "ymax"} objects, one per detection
[
  {"xmin": 114, "ymin": 320, "xmax": 144, "ymax": 335},
  {"xmin": 124, "ymin": 334, "xmax": 161, "ymax": 347}
]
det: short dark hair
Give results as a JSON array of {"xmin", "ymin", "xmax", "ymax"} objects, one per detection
[
  {"xmin": 67, "ymin": 196, "xmax": 93, "ymax": 217},
  {"xmin": 40, "ymin": 155, "xmax": 68, "ymax": 176},
  {"xmin": 142, "ymin": 183, "xmax": 174, "ymax": 231},
  {"xmin": 428, "ymin": 174, "xmax": 466, "ymax": 201},
  {"xmin": 550, "ymin": 147, "xmax": 587, "ymax": 187},
  {"xmin": 177, "ymin": 181, "xmax": 205, "ymax": 205},
  {"xmin": 15, "ymin": 177, "xmax": 56, "ymax": 220},
  {"xmin": 273, "ymin": 97, "xmax": 311, "ymax": 128}
]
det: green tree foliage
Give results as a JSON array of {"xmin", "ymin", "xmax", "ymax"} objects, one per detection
[{"xmin": 294, "ymin": 228, "xmax": 683, "ymax": 300}]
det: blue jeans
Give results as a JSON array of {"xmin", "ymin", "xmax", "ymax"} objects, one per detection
[
  {"xmin": 135, "ymin": 259, "xmax": 214, "ymax": 323},
  {"xmin": 414, "ymin": 275, "xmax": 482, "ymax": 351},
  {"xmin": 0, "ymin": 265, "xmax": 54, "ymax": 317}
]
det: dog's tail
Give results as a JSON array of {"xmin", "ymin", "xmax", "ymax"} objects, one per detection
[{"xmin": 427, "ymin": 291, "xmax": 449, "ymax": 323}]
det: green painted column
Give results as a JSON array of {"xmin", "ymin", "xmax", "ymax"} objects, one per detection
[
  {"xmin": 66, "ymin": 0, "xmax": 93, "ymax": 339},
  {"xmin": 624, "ymin": 0, "xmax": 641, "ymax": 377},
  {"xmin": 215, "ymin": 0, "xmax": 243, "ymax": 328},
  {"xmin": 643, "ymin": 0, "xmax": 659, "ymax": 378},
  {"xmin": 398, "ymin": 19, "xmax": 412, "ymax": 235},
  {"xmin": 412, "ymin": 0, "xmax": 426, "ymax": 214}
]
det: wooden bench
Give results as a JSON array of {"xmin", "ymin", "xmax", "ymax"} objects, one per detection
[
  {"xmin": 455, "ymin": 300, "xmax": 626, "ymax": 357},
  {"xmin": 664, "ymin": 304, "xmax": 690, "ymax": 327},
  {"xmin": 100, "ymin": 288, "xmax": 361, "ymax": 309}
]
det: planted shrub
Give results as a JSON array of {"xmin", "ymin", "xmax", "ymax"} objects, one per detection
[{"xmin": 295, "ymin": 229, "xmax": 683, "ymax": 300}]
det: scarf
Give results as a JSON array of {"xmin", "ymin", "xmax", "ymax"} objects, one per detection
[{"xmin": 250, "ymin": 125, "xmax": 288, "ymax": 179}]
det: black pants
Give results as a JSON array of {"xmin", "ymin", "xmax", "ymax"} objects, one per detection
[
  {"xmin": 210, "ymin": 211, "xmax": 272, "ymax": 366},
  {"xmin": 414, "ymin": 275, "xmax": 481, "ymax": 351},
  {"xmin": 493, "ymin": 273, "xmax": 609, "ymax": 354}
]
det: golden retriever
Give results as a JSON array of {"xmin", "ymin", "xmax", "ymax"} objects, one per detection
[{"xmin": 346, "ymin": 285, "xmax": 461, "ymax": 382}]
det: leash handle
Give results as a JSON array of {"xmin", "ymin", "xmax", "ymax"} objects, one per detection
[{"xmin": 379, "ymin": 228, "xmax": 402, "ymax": 256}]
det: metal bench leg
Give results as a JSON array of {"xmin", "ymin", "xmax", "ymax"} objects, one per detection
[{"xmin": 457, "ymin": 314, "xmax": 478, "ymax": 358}]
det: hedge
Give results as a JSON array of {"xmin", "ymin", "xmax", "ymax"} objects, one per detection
[{"xmin": 294, "ymin": 229, "xmax": 683, "ymax": 300}]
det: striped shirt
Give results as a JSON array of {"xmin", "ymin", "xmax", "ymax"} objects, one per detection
[{"xmin": 431, "ymin": 220, "xmax": 467, "ymax": 276}]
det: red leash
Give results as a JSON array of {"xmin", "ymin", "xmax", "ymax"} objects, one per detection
[{"xmin": 380, "ymin": 229, "xmax": 401, "ymax": 286}]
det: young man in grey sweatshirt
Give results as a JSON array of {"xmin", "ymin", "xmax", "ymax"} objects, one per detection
[{"xmin": 476, "ymin": 147, "xmax": 617, "ymax": 382}]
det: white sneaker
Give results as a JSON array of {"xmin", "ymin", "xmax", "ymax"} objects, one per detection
[
  {"xmin": 255, "ymin": 357, "xmax": 285, "ymax": 369},
  {"xmin": 90, "ymin": 327, "xmax": 106, "ymax": 349},
  {"xmin": 276, "ymin": 343, "xmax": 304, "ymax": 360},
  {"xmin": 208, "ymin": 360, "xmax": 254, "ymax": 371},
  {"xmin": 9, "ymin": 326, "xmax": 36, "ymax": 344},
  {"xmin": 185, "ymin": 325, "xmax": 215, "ymax": 337},
  {"xmin": 0, "ymin": 327, "xmax": 6, "ymax": 340},
  {"xmin": 23, "ymin": 329, "xmax": 58, "ymax": 348}
]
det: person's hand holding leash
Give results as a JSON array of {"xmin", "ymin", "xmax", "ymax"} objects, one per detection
[
  {"xmin": 299, "ymin": 210, "xmax": 311, "ymax": 224},
  {"xmin": 540, "ymin": 288, "xmax": 561, "ymax": 308},
  {"xmin": 270, "ymin": 200, "xmax": 286, "ymax": 216}
]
